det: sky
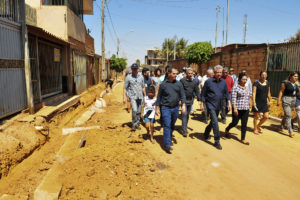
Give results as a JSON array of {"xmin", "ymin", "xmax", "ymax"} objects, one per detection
[{"xmin": 84, "ymin": 0, "xmax": 300, "ymax": 66}]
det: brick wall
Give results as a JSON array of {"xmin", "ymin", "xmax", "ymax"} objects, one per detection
[{"xmin": 199, "ymin": 44, "xmax": 267, "ymax": 81}]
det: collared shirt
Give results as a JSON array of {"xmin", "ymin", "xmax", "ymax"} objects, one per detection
[
  {"xmin": 200, "ymin": 77, "xmax": 230, "ymax": 110},
  {"xmin": 157, "ymin": 79, "xmax": 186, "ymax": 107},
  {"xmin": 229, "ymin": 74, "xmax": 237, "ymax": 84},
  {"xmin": 234, "ymin": 77, "xmax": 252, "ymax": 94},
  {"xmin": 144, "ymin": 76, "xmax": 152, "ymax": 95},
  {"xmin": 222, "ymin": 75, "xmax": 234, "ymax": 93},
  {"xmin": 180, "ymin": 77, "xmax": 200, "ymax": 101},
  {"xmin": 231, "ymin": 84, "xmax": 251, "ymax": 110},
  {"xmin": 201, "ymin": 75, "xmax": 209, "ymax": 88},
  {"xmin": 124, "ymin": 73, "xmax": 145, "ymax": 99}
]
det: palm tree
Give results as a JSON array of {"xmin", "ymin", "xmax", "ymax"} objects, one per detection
[{"xmin": 161, "ymin": 37, "xmax": 188, "ymax": 60}]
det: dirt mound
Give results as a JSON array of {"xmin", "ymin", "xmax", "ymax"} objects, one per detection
[{"xmin": 0, "ymin": 122, "xmax": 45, "ymax": 178}]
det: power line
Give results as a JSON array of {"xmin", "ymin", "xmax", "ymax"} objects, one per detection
[{"xmin": 106, "ymin": 4, "xmax": 118, "ymax": 39}]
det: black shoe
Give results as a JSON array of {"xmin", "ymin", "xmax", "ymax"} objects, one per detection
[
  {"xmin": 204, "ymin": 134, "xmax": 211, "ymax": 140},
  {"xmin": 136, "ymin": 125, "xmax": 141, "ymax": 130},
  {"xmin": 204, "ymin": 120, "xmax": 208, "ymax": 124},
  {"xmin": 214, "ymin": 143, "xmax": 222, "ymax": 150},
  {"xmin": 164, "ymin": 146, "xmax": 172, "ymax": 154},
  {"xmin": 131, "ymin": 126, "xmax": 136, "ymax": 131},
  {"xmin": 183, "ymin": 133, "xmax": 187, "ymax": 137}
]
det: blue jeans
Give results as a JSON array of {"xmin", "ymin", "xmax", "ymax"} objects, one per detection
[
  {"xmin": 182, "ymin": 100, "xmax": 193, "ymax": 133},
  {"xmin": 204, "ymin": 108, "xmax": 220, "ymax": 144},
  {"xmin": 161, "ymin": 106, "xmax": 179, "ymax": 148},
  {"xmin": 130, "ymin": 98, "xmax": 143, "ymax": 127}
]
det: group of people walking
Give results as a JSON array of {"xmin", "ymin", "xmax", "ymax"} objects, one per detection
[{"xmin": 123, "ymin": 63, "xmax": 299, "ymax": 154}]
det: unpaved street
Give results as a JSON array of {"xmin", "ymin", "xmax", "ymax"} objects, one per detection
[{"xmin": 0, "ymin": 82, "xmax": 300, "ymax": 200}]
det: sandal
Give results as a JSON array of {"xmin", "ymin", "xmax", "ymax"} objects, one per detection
[
  {"xmin": 253, "ymin": 130, "xmax": 259, "ymax": 135},
  {"xmin": 289, "ymin": 133, "xmax": 295, "ymax": 138},
  {"xmin": 257, "ymin": 127, "xmax": 263, "ymax": 134}
]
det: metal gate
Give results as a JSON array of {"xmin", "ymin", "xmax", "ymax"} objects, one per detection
[
  {"xmin": 74, "ymin": 53, "xmax": 86, "ymax": 94},
  {"xmin": 0, "ymin": 18, "xmax": 27, "ymax": 119},
  {"xmin": 38, "ymin": 41, "xmax": 62, "ymax": 98},
  {"xmin": 267, "ymin": 42, "xmax": 300, "ymax": 96}
]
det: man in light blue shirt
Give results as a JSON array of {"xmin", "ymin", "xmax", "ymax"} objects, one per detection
[{"xmin": 123, "ymin": 63, "xmax": 146, "ymax": 131}]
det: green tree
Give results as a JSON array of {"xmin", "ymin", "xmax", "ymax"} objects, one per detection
[
  {"xmin": 289, "ymin": 29, "xmax": 300, "ymax": 42},
  {"xmin": 185, "ymin": 42, "xmax": 213, "ymax": 64},
  {"xmin": 136, "ymin": 59, "xmax": 141, "ymax": 67},
  {"xmin": 161, "ymin": 37, "xmax": 188, "ymax": 60},
  {"xmin": 110, "ymin": 54, "xmax": 127, "ymax": 78}
]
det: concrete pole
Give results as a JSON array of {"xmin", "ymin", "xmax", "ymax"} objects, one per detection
[
  {"xmin": 222, "ymin": 6, "xmax": 225, "ymax": 47},
  {"xmin": 21, "ymin": 0, "xmax": 34, "ymax": 114},
  {"xmin": 117, "ymin": 37, "xmax": 119, "ymax": 57},
  {"xmin": 215, "ymin": 6, "xmax": 220, "ymax": 53},
  {"xmin": 226, "ymin": 0, "xmax": 229, "ymax": 45},
  {"xmin": 173, "ymin": 35, "xmax": 177, "ymax": 60}
]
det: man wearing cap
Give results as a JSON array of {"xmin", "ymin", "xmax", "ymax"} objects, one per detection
[
  {"xmin": 229, "ymin": 67, "xmax": 238, "ymax": 84},
  {"xmin": 123, "ymin": 63, "xmax": 146, "ymax": 131}
]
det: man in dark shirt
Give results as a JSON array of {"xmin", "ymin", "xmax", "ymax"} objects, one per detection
[
  {"xmin": 142, "ymin": 67, "xmax": 152, "ymax": 95},
  {"xmin": 180, "ymin": 68, "xmax": 200, "ymax": 137},
  {"xmin": 156, "ymin": 66, "xmax": 186, "ymax": 154},
  {"xmin": 200, "ymin": 65, "xmax": 231, "ymax": 150}
]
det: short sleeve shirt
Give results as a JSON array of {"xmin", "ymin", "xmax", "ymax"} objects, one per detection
[
  {"xmin": 143, "ymin": 96, "xmax": 156, "ymax": 119},
  {"xmin": 124, "ymin": 73, "xmax": 145, "ymax": 99}
]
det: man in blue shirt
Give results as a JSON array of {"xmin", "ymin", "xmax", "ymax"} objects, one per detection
[
  {"xmin": 200, "ymin": 65, "xmax": 232, "ymax": 150},
  {"xmin": 156, "ymin": 66, "xmax": 186, "ymax": 154}
]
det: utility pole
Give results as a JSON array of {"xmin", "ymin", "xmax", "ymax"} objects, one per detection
[
  {"xmin": 101, "ymin": 0, "xmax": 105, "ymax": 78},
  {"xmin": 117, "ymin": 37, "xmax": 119, "ymax": 57},
  {"xmin": 166, "ymin": 39, "xmax": 169, "ymax": 64},
  {"xmin": 215, "ymin": 5, "xmax": 220, "ymax": 53},
  {"xmin": 101, "ymin": 0, "xmax": 111, "ymax": 78},
  {"xmin": 222, "ymin": 6, "xmax": 225, "ymax": 47},
  {"xmin": 226, "ymin": 0, "xmax": 229, "ymax": 45},
  {"xmin": 243, "ymin": 14, "xmax": 248, "ymax": 44},
  {"xmin": 21, "ymin": 0, "xmax": 34, "ymax": 114},
  {"xmin": 173, "ymin": 35, "xmax": 177, "ymax": 60}
]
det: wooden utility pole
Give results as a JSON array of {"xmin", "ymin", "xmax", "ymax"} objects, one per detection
[
  {"xmin": 215, "ymin": 6, "xmax": 220, "ymax": 53},
  {"xmin": 101, "ymin": 0, "xmax": 105, "ymax": 79},
  {"xmin": 226, "ymin": 0, "xmax": 229, "ymax": 45}
]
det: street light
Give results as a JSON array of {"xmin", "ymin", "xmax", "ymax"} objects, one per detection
[{"xmin": 117, "ymin": 30, "xmax": 134, "ymax": 57}]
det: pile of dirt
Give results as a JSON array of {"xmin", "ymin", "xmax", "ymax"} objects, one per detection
[{"xmin": 0, "ymin": 122, "xmax": 46, "ymax": 178}]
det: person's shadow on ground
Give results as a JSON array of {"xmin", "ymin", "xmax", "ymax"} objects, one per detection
[
  {"xmin": 261, "ymin": 124, "xmax": 291, "ymax": 137},
  {"xmin": 189, "ymin": 132, "xmax": 215, "ymax": 147}
]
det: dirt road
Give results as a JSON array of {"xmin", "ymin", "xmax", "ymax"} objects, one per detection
[{"xmin": 0, "ymin": 82, "xmax": 300, "ymax": 200}]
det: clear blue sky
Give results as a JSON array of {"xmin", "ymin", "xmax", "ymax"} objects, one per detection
[{"xmin": 84, "ymin": 0, "xmax": 300, "ymax": 66}]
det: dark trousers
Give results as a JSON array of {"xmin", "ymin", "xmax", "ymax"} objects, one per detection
[
  {"xmin": 226, "ymin": 110, "xmax": 249, "ymax": 140},
  {"xmin": 182, "ymin": 100, "xmax": 193, "ymax": 133},
  {"xmin": 161, "ymin": 106, "xmax": 179, "ymax": 148},
  {"xmin": 204, "ymin": 109, "xmax": 220, "ymax": 144}
]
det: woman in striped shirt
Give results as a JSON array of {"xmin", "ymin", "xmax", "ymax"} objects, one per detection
[{"xmin": 225, "ymin": 73, "xmax": 251, "ymax": 145}]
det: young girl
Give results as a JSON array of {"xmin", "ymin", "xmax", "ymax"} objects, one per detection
[{"xmin": 141, "ymin": 86, "xmax": 156, "ymax": 144}]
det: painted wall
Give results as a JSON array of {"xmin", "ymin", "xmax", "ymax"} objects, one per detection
[
  {"xmin": 25, "ymin": 0, "xmax": 41, "ymax": 8},
  {"xmin": 36, "ymin": 6, "xmax": 68, "ymax": 40},
  {"xmin": 67, "ymin": 7, "xmax": 85, "ymax": 43}
]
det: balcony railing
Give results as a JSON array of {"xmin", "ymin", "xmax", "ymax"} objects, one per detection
[
  {"xmin": 0, "ymin": 0, "xmax": 20, "ymax": 23},
  {"xmin": 42, "ymin": 0, "xmax": 83, "ymax": 20}
]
